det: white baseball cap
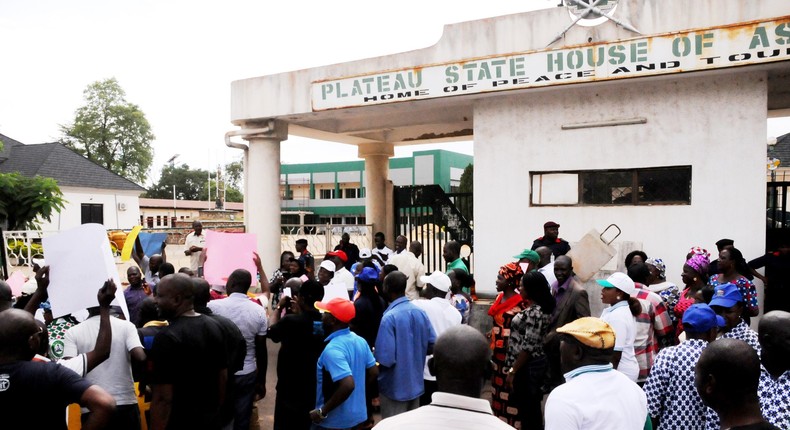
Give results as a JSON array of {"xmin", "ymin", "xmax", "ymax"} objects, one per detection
[
  {"xmin": 319, "ymin": 260, "xmax": 336, "ymax": 272},
  {"xmin": 359, "ymin": 248, "xmax": 372, "ymax": 259},
  {"xmin": 596, "ymin": 272, "xmax": 636, "ymax": 296},
  {"xmin": 419, "ymin": 270, "xmax": 452, "ymax": 293}
]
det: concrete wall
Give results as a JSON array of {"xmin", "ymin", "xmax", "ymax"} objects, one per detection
[
  {"xmin": 473, "ymin": 71, "xmax": 768, "ymax": 296},
  {"xmin": 40, "ymin": 187, "xmax": 141, "ymax": 231}
]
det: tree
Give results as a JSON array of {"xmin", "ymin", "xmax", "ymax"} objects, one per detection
[
  {"xmin": 459, "ymin": 163, "xmax": 473, "ymax": 194},
  {"xmin": 225, "ymin": 160, "xmax": 243, "ymax": 191},
  {"xmin": 145, "ymin": 163, "xmax": 243, "ymax": 203},
  {"xmin": 61, "ymin": 78, "xmax": 154, "ymax": 184},
  {"xmin": 0, "ymin": 173, "xmax": 65, "ymax": 230}
]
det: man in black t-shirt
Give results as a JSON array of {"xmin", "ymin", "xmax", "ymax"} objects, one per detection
[
  {"xmin": 149, "ymin": 274, "xmax": 229, "ymax": 430},
  {"xmin": 268, "ymin": 280, "xmax": 325, "ymax": 430},
  {"xmin": 0, "ymin": 309, "xmax": 116, "ymax": 429}
]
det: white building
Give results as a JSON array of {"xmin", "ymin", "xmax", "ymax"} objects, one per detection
[
  {"xmin": 228, "ymin": 0, "xmax": 790, "ymax": 296},
  {"xmin": 0, "ymin": 134, "xmax": 144, "ymax": 231}
]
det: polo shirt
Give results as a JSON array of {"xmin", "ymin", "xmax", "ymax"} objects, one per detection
[
  {"xmin": 315, "ymin": 328, "xmax": 376, "ymax": 429},
  {"xmin": 375, "ymin": 296, "xmax": 437, "ymax": 401},
  {"xmin": 600, "ymin": 301, "xmax": 639, "ymax": 382},
  {"xmin": 373, "ymin": 392, "xmax": 516, "ymax": 430},
  {"xmin": 446, "ymin": 258, "xmax": 468, "ymax": 274},
  {"xmin": 545, "ymin": 364, "xmax": 647, "ymax": 430}
]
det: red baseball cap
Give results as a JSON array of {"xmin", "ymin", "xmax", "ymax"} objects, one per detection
[
  {"xmin": 326, "ymin": 250, "xmax": 348, "ymax": 262},
  {"xmin": 314, "ymin": 297, "xmax": 356, "ymax": 323}
]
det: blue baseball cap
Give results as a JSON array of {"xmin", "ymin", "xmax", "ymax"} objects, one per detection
[
  {"xmin": 682, "ymin": 304, "xmax": 726, "ymax": 332},
  {"xmin": 356, "ymin": 266, "xmax": 379, "ymax": 283},
  {"xmin": 708, "ymin": 283, "xmax": 744, "ymax": 308}
]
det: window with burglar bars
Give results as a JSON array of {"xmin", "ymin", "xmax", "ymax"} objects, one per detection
[{"xmin": 531, "ymin": 166, "xmax": 691, "ymax": 206}]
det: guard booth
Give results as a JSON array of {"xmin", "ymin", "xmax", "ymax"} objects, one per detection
[{"xmin": 229, "ymin": 0, "xmax": 790, "ymax": 296}]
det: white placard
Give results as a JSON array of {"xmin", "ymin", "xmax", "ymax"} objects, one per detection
[
  {"xmin": 323, "ymin": 282, "xmax": 349, "ymax": 302},
  {"xmin": 43, "ymin": 224, "xmax": 128, "ymax": 319}
]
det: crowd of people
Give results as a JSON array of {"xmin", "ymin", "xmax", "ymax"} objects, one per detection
[{"xmin": 1, "ymin": 220, "xmax": 790, "ymax": 430}]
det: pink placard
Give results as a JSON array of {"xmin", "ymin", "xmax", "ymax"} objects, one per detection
[
  {"xmin": 7, "ymin": 271, "xmax": 26, "ymax": 297},
  {"xmin": 203, "ymin": 230, "xmax": 258, "ymax": 287}
]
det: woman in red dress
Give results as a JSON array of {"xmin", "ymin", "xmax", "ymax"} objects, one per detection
[{"xmin": 489, "ymin": 262, "xmax": 525, "ymax": 427}]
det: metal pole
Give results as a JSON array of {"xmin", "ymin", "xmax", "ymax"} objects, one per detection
[{"xmin": 173, "ymin": 185, "xmax": 177, "ymax": 223}]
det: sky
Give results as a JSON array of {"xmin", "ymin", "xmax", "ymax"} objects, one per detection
[{"xmin": 2, "ymin": 0, "xmax": 789, "ymax": 186}]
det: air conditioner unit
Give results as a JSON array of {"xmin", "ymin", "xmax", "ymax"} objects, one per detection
[{"xmin": 117, "ymin": 202, "xmax": 127, "ymax": 211}]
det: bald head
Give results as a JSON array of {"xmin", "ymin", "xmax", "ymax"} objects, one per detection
[
  {"xmin": 759, "ymin": 311, "xmax": 790, "ymax": 376},
  {"xmin": 535, "ymin": 246, "xmax": 552, "ymax": 268},
  {"xmin": 0, "ymin": 280, "xmax": 12, "ymax": 312},
  {"xmin": 431, "ymin": 325, "xmax": 491, "ymax": 397},
  {"xmin": 0, "ymin": 309, "xmax": 40, "ymax": 360},
  {"xmin": 156, "ymin": 274, "xmax": 195, "ymax": 320},
  {"xmin": 696, "ymin": 339, "xmax": 761, "ymax": 411}
]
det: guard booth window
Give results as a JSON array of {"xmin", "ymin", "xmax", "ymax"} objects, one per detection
[
  {"xmin": 81, "ymin": 203, "xmax": 104, "ymax": 224},
  {"xmin": 531, "ymin": 166, "xmax": 692, "ymax": 206}
]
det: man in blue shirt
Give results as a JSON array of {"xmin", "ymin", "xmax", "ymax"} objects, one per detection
[
  {"xmin": 311, "ymin": 297, "xmax": 377, "ymax": 430},
  {"xmin": 375, "ymin": 271, "xmax": 437, "ymax": 419}
]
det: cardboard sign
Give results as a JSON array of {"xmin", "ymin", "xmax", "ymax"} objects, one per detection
[
  {"xmin": 43, "ymin": 224, "xmax": 128, "ymax": 318},
  {"xmin": 120, "ymin": 225, "xmax": 143, "ymax": 261},
  {"xmin": 6, "ymin": 271, "xmax": 26, "ymax": 297},
  {"xmin": 203, "ymin": 230, "xmax": 258, "ymax": 287},
  {"xmin": 138, "ymin": 232, "xmax": 168, "ymax": 257}
]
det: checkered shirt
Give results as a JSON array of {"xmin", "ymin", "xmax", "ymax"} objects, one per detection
[
  {"xmin": 644, "ymin": 339, "xmax": 708, "ymax": 430},
  {"xmin": 634, "ymin": 285, "xmax": 674, "ymax": 381}
]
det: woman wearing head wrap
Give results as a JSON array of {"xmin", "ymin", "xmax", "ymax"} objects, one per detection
[
  {"xmin": 674, "ymin": 253, "xmax": 709, "ymax": 337},
  {"xmin": 488, "ymin": 262, "xmax": 525, "ymax": 427},
  {"xmin": 709, "ymin": 246, "xmax": 759, "ymax": 320},
  {"xmin": 645, "ymin": 257, "xmax": 680, "ymax": 327}
]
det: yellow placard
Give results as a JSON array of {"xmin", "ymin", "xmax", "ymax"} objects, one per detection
[{"xmin": 120, "ymin": 225, "xmax": 143, "ymax": 261}]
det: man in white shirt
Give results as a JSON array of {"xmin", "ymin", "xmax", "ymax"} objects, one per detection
[
  {"xmin": 389, "ymin": 236, "xmax": 426, "ymax": 300},
  {"xmin": 374, "ymin": 325, "xmax": 515, "ymax": 430},
  {"xmin": 184, "ymin": 220, "xmax": 206, "ymax": 272},
  {"xmin": 413, "ymin": 271, "xmax": 462, "ymax": 405},
  {"xmin": 327, "ymin": 250, "xmax": 355, "ymax": 299},
  {"xmin": 208, "ymin": 268, "xmax": 268, "ymax": 430},
  {"xmin": 544, "ymin": 317, "xmax": 647, "ymax": 430},
  {"xmin": 63, "ymin": 298, "xmax": 147, "ymax": 429},
  {"xmin": 372, "ymin": 231, "xmax": 393, "ymax": 265}
]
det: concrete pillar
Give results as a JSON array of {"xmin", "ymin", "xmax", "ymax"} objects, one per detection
[
  {"xmin": 359, "ymin": 143, "xmax": 394, "ymax": 235},
  {"xmin": 243, "ymin": 121, "xmax": 288, "ymax": 273}
]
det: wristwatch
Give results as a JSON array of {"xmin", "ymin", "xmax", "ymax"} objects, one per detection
[
  {"xmin": 507, "ymin": 367, "xmax": 516, "ymax": 374},
  {"xmin": 318, "ymin": 407, "xmax": 328, "ymax": 420}
]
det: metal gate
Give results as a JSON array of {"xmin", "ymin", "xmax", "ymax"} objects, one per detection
[
  {"xmin": 767, "ymin": 181, "xmax": 790, "ymax": 251},
  {"xmin": 393, "ymin": 185, "xmax": 473, "ymax": 274}
]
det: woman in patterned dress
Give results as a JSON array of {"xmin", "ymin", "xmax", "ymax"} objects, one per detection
[
  {"xmin": 505, "ymin": 271, "xmax": 555, "ymax": 430},
  {"xmin": 675, "ymin": 253, "xmax": 709, "ymax": 338},
  {"xmin": 645, "ymin": 257, "xmax": 680, "ymax": 328},
  {"xmin": 709, "ymin": 246, "xmax": 759, "ymax": 321},
  {"xmin": 489, "ymin": 262, "xmax": 525, "ymax": 427}
]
